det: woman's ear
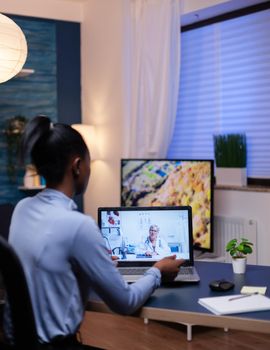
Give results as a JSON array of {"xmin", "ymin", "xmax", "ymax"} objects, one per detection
[{"xmin": 71, "ymin": 157, "xmax": 81, "ymax": 177}]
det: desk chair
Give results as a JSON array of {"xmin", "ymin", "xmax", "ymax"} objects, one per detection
[
  {"xmin": 0, "ymin": 237, "xmax": 103, "ymax": 350},
  {"xmin": 0, "ymin": 203, "xmax": 14, "ymax": 240},
  {"xmin": 0, "ymin": 236, "xmax": 39, "ymax": 350}
]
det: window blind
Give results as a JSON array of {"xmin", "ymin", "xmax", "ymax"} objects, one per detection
[{"xmin": 168, "ymin": 8, "xmax": 270, "ymax": 178}]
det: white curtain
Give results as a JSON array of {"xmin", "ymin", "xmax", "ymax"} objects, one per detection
[{"xmin": 123, "ymin": 0, "xmax": 181, "ymax": 158}]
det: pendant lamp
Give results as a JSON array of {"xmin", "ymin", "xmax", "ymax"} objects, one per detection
[{"xmin": 0, "ymin": 13, "xmax": 28, "ymax": 83}]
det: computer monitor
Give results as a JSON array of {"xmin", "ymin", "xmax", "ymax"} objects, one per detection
[{"xmin": 120, "ymin": 159, "xmax": 214, "ymax": 252}]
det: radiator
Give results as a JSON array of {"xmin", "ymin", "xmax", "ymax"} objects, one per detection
[{"xmin": 213, "ymin": 216, "xmax": 258, "ymax": 264}]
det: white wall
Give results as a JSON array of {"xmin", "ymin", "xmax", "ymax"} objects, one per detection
[
  {"xmin": 81, "ymin": 0, "xmax": 125, "ymax": 215},
  {"xmin": 215, "ymin": 190, "xmax": 270, "ymax": 265}
]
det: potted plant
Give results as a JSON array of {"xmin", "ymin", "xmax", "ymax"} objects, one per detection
[
  {"xmin": 226, "ymin": 238, "xmax": 253, "ymax": 274},
  {"xmin": 214, "ymin": 133, "xmax": 247, "ymax": 186},
  {"xmin": 3, "ymin": 115, "xmax": 27, "ymax": 182}
]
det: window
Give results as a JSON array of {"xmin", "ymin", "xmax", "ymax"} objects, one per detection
[{"xmin": 168, "ymin": 5, "xmax": 270, "ymax": 179}]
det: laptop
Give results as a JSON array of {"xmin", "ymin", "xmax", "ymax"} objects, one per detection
[{"xmin": 98, "ymin": 206, "xmax": 200, "ymax": 283}]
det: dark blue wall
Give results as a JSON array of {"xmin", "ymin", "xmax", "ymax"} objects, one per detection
[
  {"xmin": 0, "ymin": 15, "xmax": 82, "ymax": 209},
  {"xmin": 56, "ymin": 20, "xmax": 83, "ymax": 210},
  {"xmin": 56, "ymin": 21, "xmax": 81, "ymax": 125}
]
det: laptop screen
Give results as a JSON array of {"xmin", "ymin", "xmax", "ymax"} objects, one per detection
[{"xmin": 98, "ymin": 206, "xmax": 194, "ymax": 264}]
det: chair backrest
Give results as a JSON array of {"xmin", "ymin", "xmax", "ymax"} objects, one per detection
[
  {"xmin": 0, "ymin": 236, "xmax": 39, "ymax": 350},
  {"xmin": 0, "ymin": 204, "xmax": 14, "ymax": 240}
]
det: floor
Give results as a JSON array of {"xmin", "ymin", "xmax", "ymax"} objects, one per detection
[{"xmin": 80, "ymin": 311, "xmax": 270, "ymax": 350}]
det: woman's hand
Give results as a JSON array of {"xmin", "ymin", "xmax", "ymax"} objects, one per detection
[{"xmin": 153, "ymin": 255, "xmax": 185, "ymax": 282}]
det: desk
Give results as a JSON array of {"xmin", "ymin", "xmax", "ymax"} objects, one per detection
[{"xmin": 87, "ymin": 261, "xmax": 270, "ymax": 340}]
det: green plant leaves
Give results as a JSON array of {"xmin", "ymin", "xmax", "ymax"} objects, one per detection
[
  {"xmin": 4, "ymin": 116, "xmax": 27, "ymax": 183},
  {"xmin": 214, "ymin": 133, "xmax": 246, "ymax": 168},
  {"xmin": 225, "ymin": 237, "xmax": 253, "ymax": 258}
]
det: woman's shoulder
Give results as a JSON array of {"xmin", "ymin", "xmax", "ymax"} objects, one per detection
[
  {"xmin": 57, "ymin": 208, "xmax": 95, "ymax": 228},
  {"xmin": 13, "ymin": 196, "xmax": 34, "ymax": 213},
  {"xmin": 68, "ymin": 210, "xmax": 99, "ymax": 234}
]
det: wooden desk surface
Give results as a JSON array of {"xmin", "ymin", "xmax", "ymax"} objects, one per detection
[{"xmin": 88, "ymin": 261, "xmax": 270, "ymax": 334}]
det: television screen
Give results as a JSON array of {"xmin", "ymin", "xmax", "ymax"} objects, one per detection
[{"xmin": 121, "ymin": 159, "xmax": 214, "ymax": 251}]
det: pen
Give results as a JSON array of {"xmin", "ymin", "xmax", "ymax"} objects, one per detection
[{"xmin": 228, "ymin": 292, "xmax": 259, "ymax": 301}]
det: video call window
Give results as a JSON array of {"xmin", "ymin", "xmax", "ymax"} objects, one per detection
[{"xmin": 99, "ymin": 209, "xmax": 190, "ymax": 261}]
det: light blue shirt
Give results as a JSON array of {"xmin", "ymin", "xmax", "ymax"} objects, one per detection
[{"xmin": 6, "ymin": 189, "xmax": 161, "ymax": 343}]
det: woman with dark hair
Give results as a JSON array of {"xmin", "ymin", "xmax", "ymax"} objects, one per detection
[{"xmin": 4, "ymin": 116, "xmax": 183, "ymax": 349}]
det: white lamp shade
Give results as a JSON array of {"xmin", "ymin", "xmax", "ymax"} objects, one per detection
[
  {"xmin": 72, "ymin": 124, "xmax": 100, "ymax": 161},
  {"xmin": 0, "ymin": 13, "xmax": 28, "ymax": 83}
]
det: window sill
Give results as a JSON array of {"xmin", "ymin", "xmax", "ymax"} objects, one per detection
[{"xmin": 215, "ymin": 185, "xmax": 270, "ymax": 193}]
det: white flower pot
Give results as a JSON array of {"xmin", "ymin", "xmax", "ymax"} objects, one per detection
[
  {"xmin": 216, "ymin": 167, "xmax": 247, "ymax": 186},
  {"xmin": 232, "ymin": 257, "xmax": 247, "ymax": 274}
]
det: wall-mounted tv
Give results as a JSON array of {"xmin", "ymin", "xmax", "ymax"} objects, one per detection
[{"xmin": 120, "ymin": 159, "xmax": 214, "ymax": 252}]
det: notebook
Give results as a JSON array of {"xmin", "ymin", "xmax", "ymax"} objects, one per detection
[
  {"xmin": 98, "ymin": 206, "xmax": 200, "ymax": 283},
  {"xmin": 198, "ymin": 293, "xmax": 270, "ymax": 315}
]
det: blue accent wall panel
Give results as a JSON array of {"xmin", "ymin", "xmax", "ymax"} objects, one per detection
[
  {"xmin": 0, "ymin": 17, "xmax": 57, "ymax": 205},
  {"xmin": 0, "ymin": 17, "xmax": 57, "ymax": 122},
  {"xmin": 0, "ymin": 16, "xmax": 81, "ymax": 207},
  {"xmin": 56, "ymin": 21, "xmax": 83, "ymax": 211},
  {"xmin": 56, "ymin": 21, "xmax": 81, "ymax": 125}
]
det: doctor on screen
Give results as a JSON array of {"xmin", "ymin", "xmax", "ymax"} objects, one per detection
[{"xmin": 137, "ymin": 224, "xmax": 171, "ymax": 257}]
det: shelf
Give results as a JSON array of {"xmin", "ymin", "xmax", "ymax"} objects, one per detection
[
  {"xmin": 215, "ymin": 185, "xmax": 270, "ymax": 193},
  {"xmin": 16, "ymin": 68, "xmax": 35, "ymax": 78},
  {"xmin": 18, "ymin": 185, "xmax": 45, "ymax": 191}
]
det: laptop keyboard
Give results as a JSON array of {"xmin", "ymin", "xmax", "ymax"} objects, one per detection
[
  {"xmin": 118, "ymin": 265, "xmax": 200, "ymax": 282},
  {"xmin": 119, "ymin": 267, "xmax": 148, "ymax": 275},
  {"xmin": 119, "ymin": 266, "xmax": 197, "ymax": 277},
  {"xmin": 179, "ymin": 266, "xmax": 194, "ymax": 275},
  {"xmin": 175, "ymin": 266, "xmax": 200, "ymax": 282}
]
